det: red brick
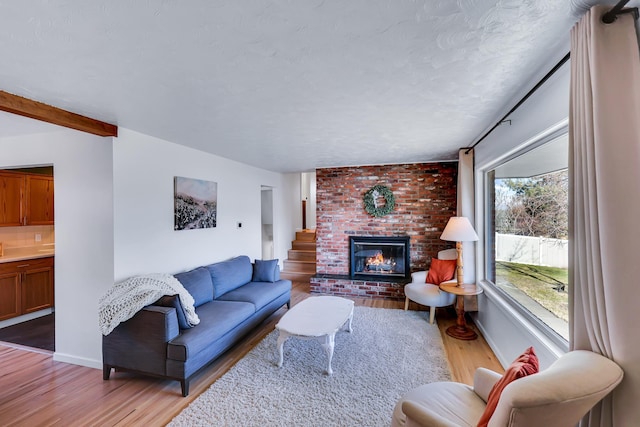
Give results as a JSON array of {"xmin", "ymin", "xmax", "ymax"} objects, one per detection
[{"xmin": 313, "ymin": 162, "xmax": 457, "ymax": 299}]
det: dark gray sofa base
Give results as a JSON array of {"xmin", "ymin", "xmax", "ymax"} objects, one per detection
[
  {"xmin": 103, "ymin": 294, "xmax": 290, "ymax": 396},
  {"xmin": 103, "ymin": 265, "xmax": 291, "ymax": 396}
]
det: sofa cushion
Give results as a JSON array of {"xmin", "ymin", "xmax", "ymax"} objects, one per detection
[
  {"xmin": 154, "ymin": 294, "xmax": 192, "ymax": 329},
  {"xmin": 392, "ymin": 382, "xmax": 485, "ymax": 427},
  {"xmin": 174, "ymin": 267, "xmax": 213, "ymax": 307},
  {"xmin": 207, "ymin": 256, "xmax": 253, "ymax": 298},
  {"xmin": 253, "ymin": 259, "xmax": 280, "ymax": 282},
  {"xmin": 217, "ymin": 280, "xmax": 291, "ymax": 311},
  {"xmin": 167, "ymin": 300, "xmax": 255, "ymax": 361}
]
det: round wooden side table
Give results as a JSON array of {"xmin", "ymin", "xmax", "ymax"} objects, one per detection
[{"xmin": 439, "ymin": 283, "xmax": 483, "ymax": 340}]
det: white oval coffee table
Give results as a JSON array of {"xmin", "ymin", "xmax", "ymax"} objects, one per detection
[{"xmin": 276, "ymin": 295, "xmax": 354, "ymax": 375}]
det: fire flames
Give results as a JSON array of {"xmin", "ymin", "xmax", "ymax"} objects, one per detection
[
  {"xmin": 365, "ymin": 251, "xmax": 395, "ymax": 272},
  {"xmin": 368, "ymin": 252, "xmax": 385, "ymax": 265}
]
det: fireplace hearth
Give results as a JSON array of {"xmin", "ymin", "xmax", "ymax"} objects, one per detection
[{"xmin": 349, "ymin": 236, "xmax": 410, "ymax": 280}]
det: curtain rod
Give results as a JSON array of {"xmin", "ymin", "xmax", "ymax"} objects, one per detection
[
  {"xmin": 464, "ymin": 52, "xmax": 570, "ymax": 154},
  {"xmin": 602, "ymin": 0, "xmax": 638, "ymax": 23},
  {"xmin": 464, "ymin": 0, "xmax": 638, "ymax": 155}
]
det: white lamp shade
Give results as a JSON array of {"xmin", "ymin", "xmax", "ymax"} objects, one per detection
[{"xmin": 440, "ymin": 216, "xmax": 479, "ymax": 242}]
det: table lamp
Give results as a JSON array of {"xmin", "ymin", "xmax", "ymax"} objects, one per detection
[{"xmin": 440, "ymin": 216, "xmax": 479, "ymax": 286}]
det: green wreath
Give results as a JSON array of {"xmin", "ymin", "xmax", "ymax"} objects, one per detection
[{"xmin": 363, "ymin": 185, "xmax": 395, "ymax": 217}]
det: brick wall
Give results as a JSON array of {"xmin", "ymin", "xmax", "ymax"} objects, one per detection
[
  {"xmin": 315, "ymin": 162, "xmax": 458, "ymax": 276},
  {"xmin": 310, "ymin": 276, "xmax": 408, "ymax": 300}
]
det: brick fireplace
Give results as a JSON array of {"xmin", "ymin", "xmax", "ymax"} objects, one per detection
[
  {"xmin": 311, "ymin": 163, "xmax": 457, "ymax": 300},
  {"xmin": 349, "ymin": 235, "xmax": 410, "ymax": 280}
]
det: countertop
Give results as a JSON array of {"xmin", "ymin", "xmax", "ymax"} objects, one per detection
[{"xmin": 0, "ymin": 244, "xmax": 55, "ymax": 263}]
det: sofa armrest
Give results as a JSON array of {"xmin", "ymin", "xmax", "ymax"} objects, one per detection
[
  {"xmin": 103, "ymin": 305, "xmax": 180, "ymax": 376},
  {"xmin": 402, "ymin": 400, "xmax": 461, "ymax": 427},
  {"xmin": 473, "ymin": 367, "xmax": 502, "ymax": 402}
]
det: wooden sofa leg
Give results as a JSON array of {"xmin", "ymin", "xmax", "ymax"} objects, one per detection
[
  {"xmin": 181, "ymin": 379, "xmax": 189, "ymax": 397},
  {"xmin": 429, "ymin": 307, "xmax": 436, "ymax": 324},
  {"xmin": 103, "ymin": 365, "xmax": 111, "ymax": 380},
  {"xmin": 404, "ymin": 297, "xmax": 409, "ymax": 311}
]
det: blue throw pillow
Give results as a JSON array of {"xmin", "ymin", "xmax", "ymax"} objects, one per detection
[
  {"xmin": 154, "ymin": 294, "xmax": 192, "ymax": 329},
  {"xmin": 174, "ymin": 267, "xmax": 214, "ymax": 307},
  {"xmin": 253, "ymin": 259, "xmax": 280, "ymax": 282}
]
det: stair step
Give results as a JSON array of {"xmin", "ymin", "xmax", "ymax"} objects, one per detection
[
  {"xmin": 283, "ymin": 259, "xmax": 316, "ymax": 273},
  {"xmin": 288, "ymin": 249, "xmax": 316, "ymax": 261},
  {"xmin": 282, "ymin": 230, "xmax": 317, "ymax": 282},
  {"xmin": 296, "ymin": 230, "xmax": 316, "ymax": 241},
  {"xmin": 292, "ymin": 241, "xmax": 316, "ymax": 250},
  {"xmin": 280, "ymin": 271, "xmax": 315, "ymax": 282}
]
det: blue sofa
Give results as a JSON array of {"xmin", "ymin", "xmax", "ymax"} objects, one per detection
[{"xmin": 102, "ymin": 256, "xmax": 291, "ymax": 396}]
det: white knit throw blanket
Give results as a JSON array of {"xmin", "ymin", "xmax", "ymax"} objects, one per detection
[{"xmin": 99, "ymin": 273, "xmax": 200, "ymax": 336}]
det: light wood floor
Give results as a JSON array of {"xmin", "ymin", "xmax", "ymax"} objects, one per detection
[{"xmin": 0, "ymin": 281, "xmax": 503, "ymax": 426}]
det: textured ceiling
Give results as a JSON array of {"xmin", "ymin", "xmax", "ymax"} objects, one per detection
[{"xmin": 0, "ymin": 1, "xmax": 593, "ymax": 172}]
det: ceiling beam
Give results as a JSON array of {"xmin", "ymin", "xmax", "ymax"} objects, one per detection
[{"xmin": 0, "ymin": 90, "xmax": 118, "ymax": 137}]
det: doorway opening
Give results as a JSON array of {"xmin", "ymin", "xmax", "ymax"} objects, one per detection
[
  {"xmin": 301, "ymin": 172, "xmax": 316, "ymax": 230},
  {"xmin": 261, "ymin": 186, "xmax": 274, "ymax": 260},
  {"xmin": 0, "ymin": 165, "xmax": 55, "ymax": 351}
]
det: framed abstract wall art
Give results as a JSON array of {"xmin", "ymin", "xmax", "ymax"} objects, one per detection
[{"xmin": 174, "ymin": 176, "xmax": 217, "ymax": 230}]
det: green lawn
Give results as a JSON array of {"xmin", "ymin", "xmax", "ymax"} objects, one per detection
[{"xmin": 496, "ymin": 261, "xmax": 569, "ymax": 322}]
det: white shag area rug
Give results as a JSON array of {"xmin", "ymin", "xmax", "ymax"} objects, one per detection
[{"xmin": 169, "ymin": 306, "xmax": 451, "ymax": 427}]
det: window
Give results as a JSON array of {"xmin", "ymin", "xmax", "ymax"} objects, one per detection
[{"xmin": 485, "ymin": 133, "xmax": 569, "ymax": 342}]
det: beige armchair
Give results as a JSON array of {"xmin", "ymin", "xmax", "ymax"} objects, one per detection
[
  {"xmin": 392, "ymin": 350, "xmax": 623, "ymax": 427},
  {"xmin": 404, "ymin": 249, "xmax": 457, "ymax": 324}
]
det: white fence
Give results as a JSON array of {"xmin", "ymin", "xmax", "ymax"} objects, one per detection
[{"xmin": 496, "ymin": 233, "xmax": 568, "ymax": 269}]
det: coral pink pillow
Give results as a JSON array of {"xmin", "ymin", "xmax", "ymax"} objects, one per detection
[
  {"xmin": 477, "ymin": 346, "xmax": 540, "ymax": 427},
  {"xmin": 425, "ymin": 258, "xmax": 456, "ymax": 284}
]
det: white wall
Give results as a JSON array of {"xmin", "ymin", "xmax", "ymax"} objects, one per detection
[
  {"xmin": 286, "ymin": 172, "xmax": 303, "ymax": 233},
  {"xmin": 301, "ymin": 172, "xmax": 316, "ymax": 230},
  {"xmin": 0, "ymin": 129, "xmax": 114, "ymax": 368},
  {"xmin": 0, "ymin": 125, "xmax": 300, "ymax": 370},
  {"xmin": 474, "ymin": 66, "xmax": 570, "ymax": 168},
  {"xmin": 280, "ymin": 174, "xmax": 300, "ymax": 254},
  {"xmin": 473, "ymin": 61, "xmax": 570, "ymax": 368},
  {"xmin": 113, "ymin": 128, "xmax": 297, "ymax": 280}
]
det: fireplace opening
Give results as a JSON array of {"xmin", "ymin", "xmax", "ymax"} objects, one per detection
[{"xmin": 349, "ymin": 236, "xmax": 410, "ymax": 280}]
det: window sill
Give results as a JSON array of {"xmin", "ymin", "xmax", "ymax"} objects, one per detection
[{"xmin": 477, "ymin": 280, "xmax": 569, "ymax": 358}]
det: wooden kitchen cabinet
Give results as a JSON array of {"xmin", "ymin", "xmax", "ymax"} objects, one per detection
[
  {"xmin": 0, "ymin": 171, "xmax": 54, "ymax": 226},
  {"xmin": 0, "ymin": 257, "xmax": 54, "ymax": 320},
  {"xmin": 0, "ymin": 271, "xmax": 21, "ymax": 321},
  {"xmin": 26, "ymin": 175, "xmax": 54, "ymax": 225},
  {"xmin": 21, "ymin": 257, "xmax": 54, "ymax": 313},
  {"xmin": 0, "ymin": 171, "xmax": 25, "ymax": 227}
]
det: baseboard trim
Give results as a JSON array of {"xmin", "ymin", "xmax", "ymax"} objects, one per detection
[{"xmin": 53, "ymin": 352, "xmax": 102, "ymax": 370}]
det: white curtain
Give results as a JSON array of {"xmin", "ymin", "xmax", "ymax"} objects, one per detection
[
  {"xmin": 569, "ymin": 5, "xmax": 640, "ymax": 426},
  {"xmin": 457, "ymin": 148, "xmax": 477, "ymax": 310}
]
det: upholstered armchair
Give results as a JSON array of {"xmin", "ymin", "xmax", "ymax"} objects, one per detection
[
  {"xmin": 392, "ymin": 350, "xmax": 623, "ymax": 427},
  {"xmin": 404, "ymin": 248, "xmax": 457, "ymax": 324}
]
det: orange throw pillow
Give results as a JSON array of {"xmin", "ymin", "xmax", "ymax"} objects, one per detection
[
  {"xmin": 477, "ymin": 346, "xmax": 540, "ymax": 427},
  {"xmin": 425, "ymin": 258, "xmax": 456, "ymax": 284}
]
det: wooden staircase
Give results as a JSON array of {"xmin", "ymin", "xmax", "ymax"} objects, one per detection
[{"xmin": 281, "ymin": 230, "xmax": 316, "ymax": 282}]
